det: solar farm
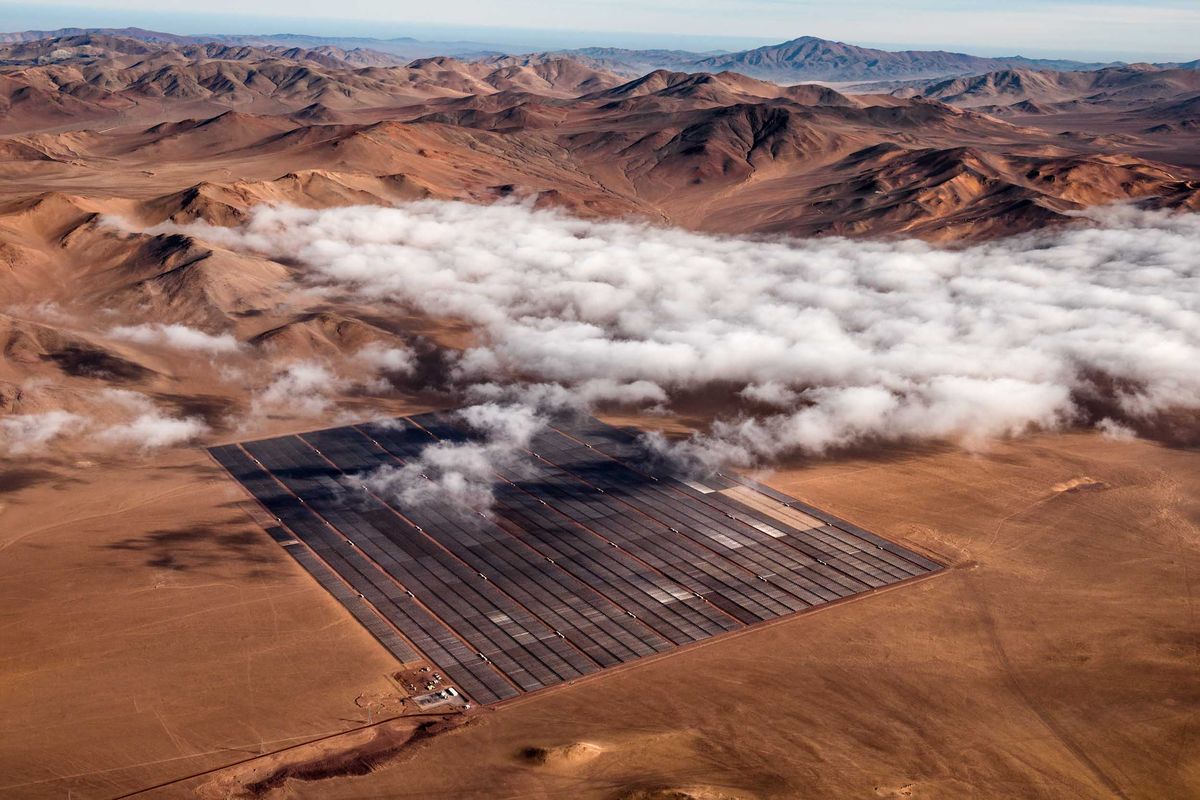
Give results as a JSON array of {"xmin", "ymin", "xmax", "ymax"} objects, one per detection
[{"xmin": 210, "ymin": 413, "xmax": 941, "ymax": 706}]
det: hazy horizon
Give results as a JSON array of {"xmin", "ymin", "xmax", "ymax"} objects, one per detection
[{"xmin": 3, "ymin": 1, "xmax": 1198, "ymax": 62}]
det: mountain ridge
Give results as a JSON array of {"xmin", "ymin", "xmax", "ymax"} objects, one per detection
[{"xmin": 1, "ymin": 27, "xmax": 1157, "ymax": 82}]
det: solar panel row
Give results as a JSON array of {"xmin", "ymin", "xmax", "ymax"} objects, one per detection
[
  {"xmin": 208, "ymin": 443, "xmax": 517, "ymax": 703},
  {"xmin": 242, "ymin": 435, "xmax": 584, "ymax": 695},
  {"xmin": 548, "ymin": 416, "xmax": 939, "ymax": 575},
  {"xmin": 317, "ymin": 431, "xmax": 663, "ymax": 668},
  {"xmin": 210, "ymin": 413, "xmax": 942, "ymax": 706}
]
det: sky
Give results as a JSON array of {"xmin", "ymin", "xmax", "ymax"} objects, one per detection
[{"xmin": 3, "ymin": 0, "xmax": 1199, "ymax": 60}]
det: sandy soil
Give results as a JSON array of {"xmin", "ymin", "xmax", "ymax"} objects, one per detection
[
  {"xmin": 0, "ymin": 449, "xmax": 409, "ymax": 798},
  {"xmin": 3, "ymin": 429, "xmax": 1196, "ymax": 799}
]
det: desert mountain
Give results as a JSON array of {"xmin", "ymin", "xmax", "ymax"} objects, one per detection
[
  {"xmin": 1, "ymin": 27, "xmax": 1127, "ymax": 83},
  {"xmin": 0, "ymin": 33, "xmax": 1196, "ymax": 253},
  {"xmin": 0, "ymin": 26, "xmax": 508, "ymax": 60},
  {"xmin": 882, "ymin": 65, "xmax": 1200, "ymax": 163},
  {"xmin": 688, "ymin": 36, "xmax": 1108, "ymax": 82},
  {"xmin": 0, "ymin": 36, "xmax": 627, "ymax": 134},
  {"xmin": 483, "ymin": 39, "xmax": 1111, "ymax": 83},
  {"xmin": 913, "ymin": 65, "xmax": 1200, "ymax": 111}
]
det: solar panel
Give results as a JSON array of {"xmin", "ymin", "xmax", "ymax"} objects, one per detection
[{"xmin": 210, "ymin": 413, "xmax": 942, "ymax": 705}]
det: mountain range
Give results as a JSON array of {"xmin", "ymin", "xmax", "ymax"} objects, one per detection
[
  {"xmin": 560, "ymin": 36, "xmax": 1114, "ymax": 81},
  {"xmin": 0, "ymin": 30, "xmax": 1196, "ymax": 251},
  {"xmin": 0, "ymin": 27, "xmax": 1140, "ymax": 82},
  {"xmin": 1, "ymin": 28, "xmax": 1195, "ymax": 467}
]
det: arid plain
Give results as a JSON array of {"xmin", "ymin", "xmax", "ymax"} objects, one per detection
[{"xmin": 5, "ymin": 429, "xmax": 1198, "ymax": 798}]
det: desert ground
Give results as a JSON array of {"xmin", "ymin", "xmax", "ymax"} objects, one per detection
[
  {"xmin": 3, "ymin": 426, "xmax": 1197, "ymax": 799},
  {"xmin": 2, "ymin": 29, "xmax": 1199, "ymax": 800}
]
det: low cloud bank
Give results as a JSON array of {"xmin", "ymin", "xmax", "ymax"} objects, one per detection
[
  {"xmin": 0, "ymin": 410, "xmax": 86, "ymax": 455},
  {"xmin": 181, "ymin": 201, "xmax": 1199, "ymax": 467},
  {"xmin": 0, "ymin": 388, "xmax": 207, "ymax": 455},
  {"xmin": 355, "ymin": 403, "xmax": 545, "ymax": 514},
  {"xmin": 251, "ymin": 361, "xmax": 346, "ymax": 418},
  {"xmin": 96, "ymin": 389, "xmax": 209, "ymax": 449},
  {"xmin": 354, "ymin": 342, "xmax": 416, "ymax": 375},
  {"xmin": 108, "ymin": 323, "xmax": 240, "ymax": 354}
]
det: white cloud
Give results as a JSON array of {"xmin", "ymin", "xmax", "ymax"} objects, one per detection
[
  {"xmin": 0, "ymin": 391, "xmax": 208, "ymax": 455},
  {"xmin": 167, "ymin": 201, "xmax": 1200, "ymax": 467},
  {"xmin": 252, "ymin": 361, "xmax": 346, "ymax": 417},
  {"xmin": 1096, "ymin": 417, "xmax": 1137, "ymax": 441},
  {"xmin": 7, "ymin": 301, "xmax": 74, "ymax": 324},
  {"xmin": 108, "ymin": 323, "xmax": 240, "ymax": 354},
  {"xmin": 464, "ymin": 378, "xmax": 668, "ymax": 410},
  {"xmin": 356, "ymin": 403, "xmax": 545, "ymax": 513},
  {"xmin": 94, "ymin": 388, "xmax": 209, "ymax": 449},
  {"xmin": 0, "ymin": 410, "xmax": 86, "ymax": 455},
  {"xmin": 97, "ymin": 413, "xmax": 208, "ymax": 449},
  {"xmin": 352, "ymin": 342, "xmax": 417, "ymax": 393},
  {"xmin": 740, "ymin": 381, "xmax": 800, "ymax": 408},
  {"xmin": 354, "ymin": 342, "xmax": 416, "ymax": 375}
]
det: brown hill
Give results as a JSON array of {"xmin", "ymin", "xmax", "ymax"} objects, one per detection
[
  {"xmin": 106, "ymin": 234, "xmax": 290, "ymax": 326},
  {"xmin": 689, "ymin": 36, "xmax": 1105, "ymax": 82},
  {"xmin": 0, "ymin": 312, "xmax": 159, "ymax": 387},
  {"xmin": 484, "ymin": 58, "xmax": 624, "ymax": 97},
  {"xmin": 130, "ymin": 110, "xmax": 299, "ymax": 158},
  {"xmin": 140, "ymin": 170, "xmax": 438, "ymax": 225},
  {"xmin": 0, "ymin": 35, "xmax": 1196, "ymax": 249},
  {"xmin": 0, "ymin": 37, "xmax": 630, "ymax": 134},
  {"xmin": 587, "ymin": 70, "xmax": 858, "ymax": 110},
  {"xmin": 785, "ymin": 146, "xmax": 1190, "ymax": 239},
  {"xmin": 918, "ymin": 66, "xmax": 1200, "ymax": 110},
  {"xmin": 249, "ymin": 311, "xmax": 410, "ymax": 360}
]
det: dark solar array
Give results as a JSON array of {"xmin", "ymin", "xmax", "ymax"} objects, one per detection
[{"xmin": 211, "ymin": 413, "xmax": 941, "ymax": 705}]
